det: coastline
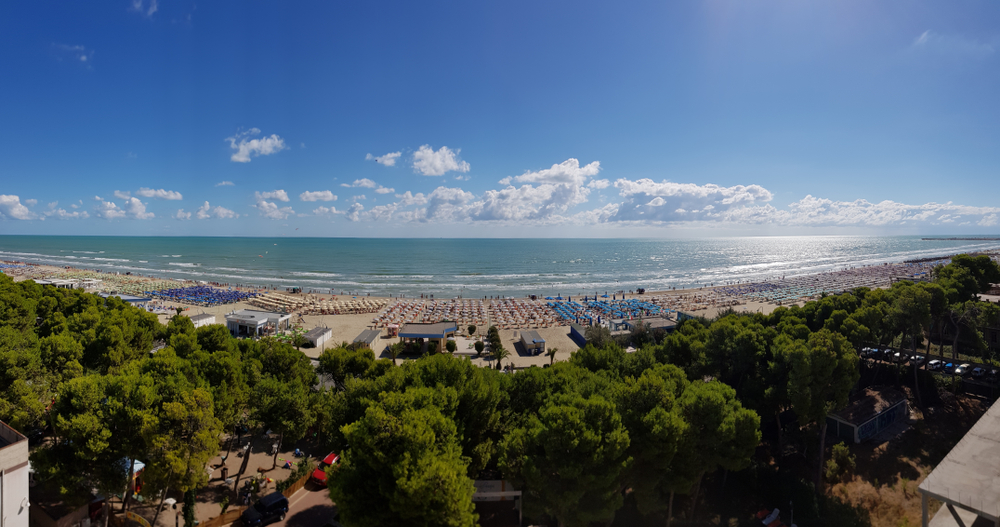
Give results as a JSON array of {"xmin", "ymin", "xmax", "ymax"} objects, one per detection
[{"xmin": 4, "ymin": 249, "xmax": 998, "ymax": 369}]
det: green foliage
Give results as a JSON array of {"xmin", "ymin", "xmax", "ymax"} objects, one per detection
[
  {"xmin": 826, "ymin": 442, "xmax": 856, "ymax": 482},
  {"xmin": 317, "ymin": 345, "xmax": 375, "ymax": 389},
  {"xmin": 474, "ymin": 340, "xmax": 484, "ymax": 356},
  {"xmin": 276, "ymin": 458, "xmax": 316, "ymax": 492},
  {"xmin": 467, "ymin": 325, "xmax": 476, "ymax": 336},
  {"xmin": 446, "ymin": 339, "xmax": 457, "ymax": 353},
  {"xmin": 500, "ymin": 392, "xmax": 631, "ymax": 527},
  {"xmin": 329, "ymin": 389, "xmax": 478, "ymax": 527}
]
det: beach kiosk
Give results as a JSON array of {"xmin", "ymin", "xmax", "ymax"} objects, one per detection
[
  {"xmin": 519, "ymin": 330, "xmax": 546, "ymax": 355},
  {"xmin": 826, "ymin": 387, "xmax": 907, "ymax": 444},
  {"xmin": 305, "ymin": 326, "xmax": 333, "ymax": 348},
  {"xmin": 352, "ymin": 329, "xmax": 381, "ymax": 350},
  {"xmin": 98, "ymin": 292, "xmax": 152, "ymax": 310},
  {"xmin": 188, "ymin": 313, "xmax": 216, "ymax": 329},
  {"xmin": 398, "ymin": 322, "xmax": 457, "ymax": 353},
  {"xmin": 225, "ymin": 309, "xmax": 292, "ymax": 338}
]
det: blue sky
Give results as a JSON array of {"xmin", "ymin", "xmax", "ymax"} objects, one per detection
[{"xmin": 1, "ymin": 0, "xmax": 999, "ymax": 237}]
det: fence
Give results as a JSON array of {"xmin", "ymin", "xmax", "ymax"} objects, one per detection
[{"xmin": 196, "ymin": 471, "xmax": 312, "ymax": 527}]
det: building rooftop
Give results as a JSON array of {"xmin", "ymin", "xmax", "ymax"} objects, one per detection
[
  {"xmin": 399, "ymin": 322, "xmax": 458, "ymax": 338},
  {"xmin": 98, "ymin": 292, "xmax": 152, "ymax": 302},
  {"xmin": 353, "ymin": 328, "xmax": 381, "ymax": 344},
  {"xmin": 520, "ymin": 330, "xmax": 544, "ymax": 343},
  {"xmin": 225, "ymin": 309, "xmax": 290, "ymax": 323},
  {"xmin": 189, "ymin": 313, "xmax": 215, "ymax": 322},
  {"xmin": 306, "ymin": 326, "xmax": 332, "ymax": 339},
  {"xmin": 628, "ymin": 317, "xmax": 677, "ymax": 331},
  {"xmin": 0, "ymin": 420, "xmax": 26, "ymax": 449},
  {"xmin": 918, "ymin": 396, "xmax": 1000, "ymax": 524},
  {"xmin": 831, "ymin": 387, "xmax": 907, "ymax": 425}
]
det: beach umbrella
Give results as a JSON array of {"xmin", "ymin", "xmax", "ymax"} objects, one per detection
[
  {"xmin": 545, "ymin": 296, "xmax": 553, "ymax": 300},
  {"xmin": 601, "ymin": 294, "xmax": 609, "ymax": 298}
]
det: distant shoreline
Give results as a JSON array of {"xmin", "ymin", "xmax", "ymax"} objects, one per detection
[{"xmin": 922, "ymin": 237, "xmax": 1000, "ymax": 241}]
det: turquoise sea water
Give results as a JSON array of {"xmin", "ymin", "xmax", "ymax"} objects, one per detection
[{"xmin": 1, "ymin": 236, "xmax": 998, "ymax": 297}]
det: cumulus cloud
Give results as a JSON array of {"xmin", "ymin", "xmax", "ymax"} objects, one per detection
[
  {"xmin": 468, "ymin": 159, "xmax": 601, "ymax": 222},
  {"xmin": 123, "ymin": 197, "xmax": 154, "ymax": 219},
  {"xmin": 114, "ymin": 190, "xmax": 132, "ymax": 200},
  {"xmin": 25, "ymin": 199, "xmax": 37, "ymax": 206},
  {"xmin": 300, "ymin": 190, "xmax": 337, "ymax": 202},
  {"xmin": 313, "ymin": 206, "xmax": 343, "ymax": 216},
  {"xmin": 375, "ymin": 186, "xmax": 394, "ymax": 194},
  {"xmin": 0, "ymin": 195, "xmax": 38, "ymax": 220},
  {"xmin": 366, "ymin": 151, "xmax": 402, "ymax": 167},
  {"xmin": 412, "ymin": 145, "xmax": 471, "ymax": 176},
  {"xmin": 257, "ymin": 190, "xmax": 289, "ymax": 202},
  {"xmin": 588, "ymin": 179, "xmax": 610, "ymax": 189},
  {"xmin": 44, "ymin": 205, "xmax": 89, "ymax": 220},
  {"xmin": 340, "ymin": 178, "xmax": 393, "ymax": 194},
  {"xmin": 216, "ymin": 181, "xmax": 235, "ymax": 187},
  {"xmin": 193, "ymin": 201, "xmax": 238, "ymax": 219},
  {"xmin": 136, "ymin": 187, "xmax": 183, "ymax": 200},
  {"xmin": 174, "ymin": 209, "xmax": 192, "ymax": 220},
  {"xmin": 345, "ymin": 203, "xmax": 364, "ymax": 222},
  {"xmin": 254, "ymin": 193, "xmax": 295, "ymax": 220},
  {"xmin": 980, "ymin": 214, "xmax": 999, "ymax": 227},
  {"xmin": 226, "ymin": 128, "xmax": 288, "ymax": 163},
  {"xmin": 95, "ymin": 201, "xmax": 126, "ymax": 220},
  {"xmin": 610, "ymin": 180, "xmax": 773, "ymax": 222}
]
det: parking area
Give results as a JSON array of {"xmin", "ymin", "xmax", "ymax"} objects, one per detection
[{"xmin": 860, "ymin": 346, "xmax": 1000, "ymax": 386}]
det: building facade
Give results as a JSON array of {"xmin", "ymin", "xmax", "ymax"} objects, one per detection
[{"xmin": 1, "ymin": 421, "xmax": 30, "ymax": 527}]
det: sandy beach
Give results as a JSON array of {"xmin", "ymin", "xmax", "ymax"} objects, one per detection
[{"xmin": 5, "ymin": 252, "xmax": 995, "ymax": 369}]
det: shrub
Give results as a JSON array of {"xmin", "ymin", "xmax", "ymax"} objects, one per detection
[
  {"xmin": 427, "ymin": 341, "xmax": 439, "ymax": 355},
  {"xmin": 826, "ymin": 442, "xmax": 856, "ymax": 482},
  {"xmin": 468, "ymin": 325, "xmax": 476, "ymax": 336},
  {"xmin": 474, "ymin": 341, "xmax": 485, "ymax": 356},
  {"xmin": 276, "ymin": 458, "xmax": 317, "ymax": 492},
  {"xmin": 446, "ymin": 340, "xmax": 457, "ymax": 353}
]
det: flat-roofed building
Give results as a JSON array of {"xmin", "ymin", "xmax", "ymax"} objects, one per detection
[
  {"xmin": 1, "ymin": 420, "xmax": 30, "ymax": 527},
  {"xmin": 188, "ymin": 313, "xmax": 216, "ymax": 328},
  {"xmin": 352, "ymin": 329, "xmax": 380, "ymax": 350},
  {"xmin": 98, "ymin": 292, "xmax": 152, "ymax": 309},
  {"xmin": 306, "ymin": 326, "xmax": 333, "ymax": 348},
  {"xmin": 826, "ymin": 387, "xmax": 907, "ymax": 444},
  {"xmin": 225, "ymin": 309, "xmax": 292, "ymax": 338},
  {"xmin": 399, "ymin": 322, "xmax": 457, "ymax": 353},
  {"xmin": 519, "ymin": 330, "xmax": 545, "ymax": 355},
  {"xmin": 919, "ymin": 396, "xmax": 1000, "ymax": 526},
  {"xmin": 624, "ymin": 317, "xmax": 677, "ymax": 333}
]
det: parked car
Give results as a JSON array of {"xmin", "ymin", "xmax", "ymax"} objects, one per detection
[
  {"xmin": 241, "ymin": 492, "xmax": 289, "ymax": 527},
  {"xmin": 892, "ymin": 352, "xmax": 909, "ymax": 363},
  {"xmin": 927, "ymin": 359, "xmax": 942, "ymax": 371},
  {"xmin": 943, "ymin": 362, "xmax": 956, "ymax": 374},
  {"xmin": 972, "ymin": 367, "xmax": 985, "ymax": 377},
  {"xmin": 310, "ymin": 452, "xmax": 340, "ymax": 486},
  {"xmin": 988, "ymin": 369, "xmax": 999, "ymax": 380},
  {"xmin": 911, "ymin": 355, "xmax": 926, "ymax": 366},
  {"xmin": 955, "ymin": 363, "xmax": 972, "ymax": 376},
  {"xmin": 860, "ymin": 347, "xmax": 877, "ymax": 358}
]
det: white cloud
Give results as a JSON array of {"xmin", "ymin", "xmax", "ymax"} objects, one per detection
[
  {"xmin": 226, "ymin": 128, "xmax": 288, "ymax": 163},
  {"xmin": 346, "ymin": 203, "xmax": 365, "ymax": 222},
  {"xmin": 136, "ymin": 187, "xmax": 183, "ymax": 200},
  {"xmin": 0, "ymin": 195, "xmax": 38, "ymax": 220},
  {"xmin": 365, "ymin": 151, "xmax": 402, "ymax": 167},
  {"xmin": 352, "ymin": 195, "xmax": 367, "ymax": 201},
  {"xmin": 95, "ymin": 201, "xmax": 126, "ymax": 220},
  {"xmin": 588, "ymin": 179, "xmax": 610, "ymax": 189},
  {"xmin": 395, "ymin": 191, "xmax": 428, "ymax": 206},
  {"xmin": 257, "ymin": 190, "xmax": 289, "ymax": 202},
  {"xmin": 192, "ymin": 201, "xmax": 238, "ymax": 219},
  {"xmin": 299, "ymin": 190, "xmax": 337, "ymax": 202},
  {"xmin": 511, "ymin": 158, "xmax": 601, "ymax": 185},
  {"xmin": 610, "ymin": 179, "xmax": 773, "ymax": 222},
  {"xmin": 412, "ymin": 145, "xmax": 471, "ymax": 176},
  {"xmin": 454, "ymin": 175, "xmax": 471, "ymax": 182},
  {"xmin": 341, "ymin": 178, "xmax": 393, "ymax": 194},
  {"xmin": 123, "ymin": 197, "xmax": 154, "ymax": 219},
  {"xmin": 52, "ymin": 44, "xmax": 94, "ymax": 66},
  {"xmin": 44, "ymin": 207, "xmax": 89, "ymax": 220},
  {"xmin": 130, "ymin": 0, "xmax": 158, "ymax": 17},
  {"xmin": 254, "ymin": 193, "xmax": 295, "ymax": 220},
  {"xmin": 980, "ymin": 214, "xmax": 999, "ymax": 227},
  {"xmin": 24, "ymin": 199, "xmax": 37, "ymax": 206},
  {"xmin": 114, "ymin": 190, "xmax": 132, "ymax": 200},
  {"xmin": 174, "ymin": 209, "xmax": 192, "ymax": 220},
  {"xmin": 216, "ymin": 181, "xmax": 235, "ymax": 187},
  {"xmin": 313, "ymin": 206, "xmax": 343, "ymax": 216},
  {"xmin": 912, "ymin": 30, "xmax": 996, "ymax": 58},
  {"xmin": 467, "ymin": 159, "xmax": 601, "ymax": 222}
]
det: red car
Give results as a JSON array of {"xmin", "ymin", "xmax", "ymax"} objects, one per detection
[{"xmin": 310, "ymin": 452, "xmax": 340, "ymax": 486}]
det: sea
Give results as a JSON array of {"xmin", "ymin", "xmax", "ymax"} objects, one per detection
[{"xmin": 1, "ymin": 235, "xmax": 998, "ymax": 298}]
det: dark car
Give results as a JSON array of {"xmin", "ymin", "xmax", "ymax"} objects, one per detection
[
  {"xmin": 943, "ymin": 362, "xmax": 956, "ymax": 374},
  {"xmin": 241, "ymin": 492, "xmax": 289, "ymax": 527},
  {"xmin": 310, "ymin": 452, "xmax": 340, "ymax": 486}
]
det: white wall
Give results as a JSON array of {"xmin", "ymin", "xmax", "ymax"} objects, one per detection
[{"xmin": 1, "ymin": 438, "xmax": 31, "ymax": 527}]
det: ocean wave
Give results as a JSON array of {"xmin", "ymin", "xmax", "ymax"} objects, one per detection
[
  {"xmin": 168, "ymin": 262, "xmax": 201, "ymax": 268},
  {"xmin": 93, "ymin": 258, "xmax": 130, "ymax": 262},
  {"xmin": 291, "ymin": 271, "xmax": 342, "ymax": 278}
]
